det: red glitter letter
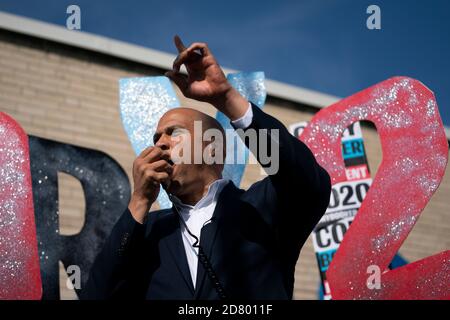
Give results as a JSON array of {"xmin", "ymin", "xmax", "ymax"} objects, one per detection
[
  {"xmin": 0, "ymin": 112, "xmax": 42, "ymax": 299},
  {"xmin": 301, "ymin": 77, "xmax": 449, "ymax": 299}
]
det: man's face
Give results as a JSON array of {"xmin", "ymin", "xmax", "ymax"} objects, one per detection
[{"xmin": 153, "ymin": 108, "xmax": 206, "ymax": 197}]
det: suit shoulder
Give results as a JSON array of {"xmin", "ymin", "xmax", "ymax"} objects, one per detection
[
  {"xmin": 242, "ymin": 176, "xmax": 275, "ymax": 201},
  {"xmin": 239, "ymin": 177, "xmax": 278, "ymax": 227}
]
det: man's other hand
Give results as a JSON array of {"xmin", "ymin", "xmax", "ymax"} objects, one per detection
[{"xmin": 128, "ymin": 146, "xmax": 172, "ymax": 224}]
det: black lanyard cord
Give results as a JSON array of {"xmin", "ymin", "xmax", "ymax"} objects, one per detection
[{"xmin": 168, "ymin": 194, "xmax": 228, "ymax": 300}]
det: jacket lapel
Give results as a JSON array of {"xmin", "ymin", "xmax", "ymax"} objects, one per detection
[
  {"xmin": 162, "ymin": 209, "xmax": 195, "ymax": 295},
  {"xmin": 194, "ymin": 182, "xmax": 242, "ymax": 298}
]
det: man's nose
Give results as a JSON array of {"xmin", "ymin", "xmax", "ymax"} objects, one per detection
[{"xmin": 155, "ymin": 135, "xmax": 170, "ymax": 150}]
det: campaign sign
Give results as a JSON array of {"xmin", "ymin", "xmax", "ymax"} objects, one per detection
[{"xmin": 290, "ymin": 121, "xmax": 372, "ymax": 299}]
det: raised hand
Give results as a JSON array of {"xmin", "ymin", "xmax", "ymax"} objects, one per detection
[{"xmin": 165, "ymin": 35, "xmax": 248, "ymax": 120}]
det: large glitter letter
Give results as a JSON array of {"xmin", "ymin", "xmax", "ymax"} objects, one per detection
[
  {"xmin": 216, "ymin": 72, "xmax": 266, "ymax": 185},
  {"xmin": 301, "ymin": 77, "xmax": 449, "ymax": 299},
  {"xmin": 119, "ymin": 76, "xmax": 179, "ymax": 209},
  {"xmin": 29, "ymin": 136, "xmax": 131, "ymax": 299},
  {"xmin": 0, "ymin": 112, "xmax": 42, "ymax": 299}
]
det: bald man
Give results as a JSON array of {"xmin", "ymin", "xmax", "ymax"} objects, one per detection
[{"xmin": 83, "ymin": 36, "xmax": 331, "ymax": 300}]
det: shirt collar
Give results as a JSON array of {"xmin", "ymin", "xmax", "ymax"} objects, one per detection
[{"xmin": 171, "ymin": 178, "xmax": 230, "ymax": 212}]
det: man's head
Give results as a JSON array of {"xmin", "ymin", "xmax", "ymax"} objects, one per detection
[{"xmin": 153, "ymin": 107, "xmax": 226, "ymax": 198}]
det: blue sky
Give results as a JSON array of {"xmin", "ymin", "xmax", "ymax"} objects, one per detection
[{"xmin": 1, "ymin": 0, "xmax": 449, "ymax": 127}]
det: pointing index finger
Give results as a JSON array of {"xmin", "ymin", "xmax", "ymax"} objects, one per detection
[{"xmin": 174, "ymin": 35, "xmax": 187, "ymax": 53}]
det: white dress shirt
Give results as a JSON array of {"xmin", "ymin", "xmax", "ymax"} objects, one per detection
[{"xmin": 170, "ymin": 103, "xmax": 253, "ymax": 288}]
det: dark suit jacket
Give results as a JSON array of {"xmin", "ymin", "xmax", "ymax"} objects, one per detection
[{"xmin": 82, "ymin": 103, "xmax": 331, "ymax": 300}]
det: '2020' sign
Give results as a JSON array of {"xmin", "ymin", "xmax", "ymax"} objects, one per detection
[{"xmin": 0, "ymin": 76, "xmax": 448, "ymax": 299}]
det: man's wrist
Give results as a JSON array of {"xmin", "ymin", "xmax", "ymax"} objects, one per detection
[
  {"xmin": 212, "ymin": 86, "xmax": 249, "ymax": 121},
  {"xmin": 231, "ymin": 102, "xmax": 253, "ymax": 129},
  {"xmin": 128, "ymin": 194, "xmax": 151, "ymax": 224}
]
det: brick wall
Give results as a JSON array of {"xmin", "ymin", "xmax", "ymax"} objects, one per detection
[{"xmin": 0, "ymin": 29, "xmax": 449, "ymax": 300}]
